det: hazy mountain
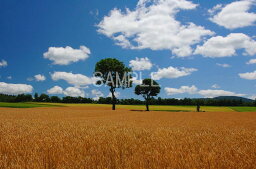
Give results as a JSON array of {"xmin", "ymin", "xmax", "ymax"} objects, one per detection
[{"xmin": 213, "ymin": 96, "xmax": 254, "ymax": 103}]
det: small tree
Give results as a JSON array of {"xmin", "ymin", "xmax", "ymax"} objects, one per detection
[
  {"xmin": 34, "ymin": 93, "xmax": 39, "ymax": 102},
  {"xmin": 94, "ymin": 58, "xmax": 132, "ymax": 110},
  {"xmin": 135, "ymin": 79, "xmax": 160, "ymax": 111},
  {"xmin": 196, "ymin": 103, "xmax": 200, "ymax": 112},
  {"xmin": 195, "ymin": 99, "xmax": 203, "ymax": 112}
]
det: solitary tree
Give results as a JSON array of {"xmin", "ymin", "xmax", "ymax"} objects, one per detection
[
  {"xmin": 195, "ymin": 99, "xmax": 203, "ymax": 112},
  {"xmin": 135, "ymin": 79, "xmax": 161, "ymax": 111},
  {"xmin": 196, "ymin": 103, "xmax": 200, "ymax": 112},
  {"xmin": 94, "ymin": 58, "xmax": 132, "ymax": 110}
]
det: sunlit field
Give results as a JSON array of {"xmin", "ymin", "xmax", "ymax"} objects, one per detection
[
  {"xmin": 0, "ymin": 106, "xmax": 255, "ymax": 168},
  {"xmin": 1, "ymin": 102, "xmax": 256, "ymax": 112}
]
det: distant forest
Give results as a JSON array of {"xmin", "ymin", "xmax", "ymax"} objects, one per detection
[{"xmin": 0, "ymin": 93, "xmax": 256, "ymax": 107}]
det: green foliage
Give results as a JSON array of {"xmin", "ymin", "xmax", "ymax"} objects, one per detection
[
  {"xmin": 38, "ymin": 94, "xmax": 50, "ymax": 102},
  {"xmin": 98, "ymin": 97, "xmax": 112, "ymax": 104},
  {"xmin": 135, "ymin": 79, "xmax": 160, "ymax": 97},
  {"xmin": 94, "ymin": 58, "xmax": 132, "ymax": 110},
  {"xmin": 94, "ymin": 58, "xmax": 132, "ymax": 88},
  {"xmin": 34, "ymin": 93, "xmax": 39, "ymax": 102},
  {"xmin": 0, "ymin": 94, "xmax": 33, "ymax": 102},
  {"xmin": 135, "ymin": 79, "xmax": 161, "ymax": 111},
  {"xmin": 62, "ymin": 96, "xmax": 93, "ymax": 103},
  {"xmin": 50, "ymin": 96, "xmax": 61, "ymax": 103}
]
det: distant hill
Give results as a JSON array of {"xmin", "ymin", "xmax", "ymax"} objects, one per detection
[{"xmin": 213, "ymin": 96, "xmax": 254, "ymax": 103}]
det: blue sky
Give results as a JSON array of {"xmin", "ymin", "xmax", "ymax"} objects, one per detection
[{"xmin": 0, "ymin": 0, "xmax": 256, "ymax": 100}]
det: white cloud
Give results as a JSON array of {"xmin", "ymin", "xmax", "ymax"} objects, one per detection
[
  {"xmin": 51, "ymin": 72, "xmax": 97, "ymax": 87},
  {"xmin": 43, "ymin": 46, "xmax": 90, "ymax": 65},
  {"xmin": 129, "ymin": 57, "xmax": 152, "ymax": 71},
  {"xmin": 47, "ymin": 86, "xmax": 63, "ymax": 95},
  {"xmin": 132, "ymin": 77, "xmax": 143, "ymax": 85},
  {"xmin": 151, "ymin": 66, "xmax": 197, "ymax": 80},
  {"xmin": 246, "ymin": 59, "xmax": 256, "ymax": 64},
  {"xmin": 7, "ymin": 76, "xmax": 12, "ymax": 80},
  {"xmin": 0, "ymin": 60, "xmax": 7, "ymax": 67},
  {"xmin": 198, "ymin": 89, "xmax": 245, "ymax": 98},
  {"xmin": 249, "ymin": 95, "xmax": 256, "ymax": 100},
  {"xmin": 212, "ymin": 84, "xmax": 220, "ymax": 89},
  {"xmin": 209, "ymin": 0, "xmax": 256, "ymax": 29},
  {"xmin": 97, "ymin": 0, "xmax": 214, "ymax": 57},
  {"xmin": 194, "ymin": 33, "xmax": 256, "ymax": 57},
  {"xmin": 107, "ymin": 92, "xmax": 120, "ymax": 98},
  {"xmin": 165, "ymin": 85, "xmax": 198, "ymax": 95},
  {"xmin": 239, "ymin": 71, "xmax": 256, "ymax": 80},
  {"xmin": 91, "ymin": 89, "xmax": 104, "ymax": 100},
  {"xmin": 46, "ymin": 86, "xmax": 85, "ymax": 97},
  {"xmin": 27, "ymin": 77, "xmax": 34, "ymax": 81},
  {"xmin": 63, "ymin": 87, "xmax": 85, "ymax": 97},
  {"xmin": 0, "ymin": 82, "xmax": 33, "ymax": 95},
  {"xmin": 208, "ymin": 4, "xmax": 223, "ymax": 15},
  {"xmin": 34, "ymin": 74, "xmax": 46, "ymax": 82},
  {"xmin": 164, "ymin": 84, "xmax": 244, "ymax": 98},
  {"xmin": 216, "ymin": 63, "xmax": 231, "ymax": 68}
]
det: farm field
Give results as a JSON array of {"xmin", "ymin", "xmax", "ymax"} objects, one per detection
[
  {"xmin": 1, "ymin": 102, "xmax": 256, "ymax": 112},
  {"xmin": 230, "ymin": 106, "xmax": 256, "ymax": 112},
  {"xmin": 0, "ymin": 102, "xmax": 62, "ymax": 108},
  {"xmin": 0, "ymin": 106, "xmax": 255, "ymax": 168}
]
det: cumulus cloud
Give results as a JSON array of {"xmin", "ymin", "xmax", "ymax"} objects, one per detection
[
  {"xmin": 43, "ymin": 46, "xmax": 90, "ymax": 65},
  {"xmin": 165, "ymin": 85, "xmax": 198, "ymax": 95},
  {"xmin": 46, "ymin": 86, "xmax": 85, "ymax": 97},
  {"xmin": 0, "ymin": 82, "xmax": 33, "ymax": 95},
  {"xmin": 51, "ymin": 72, "xmax": 97, "ymax": 87},
  {"xmin": 151, "ymin": 66, "xmax": 197, "ymax": 80},
  {"xmin": 208, "ymin": 4, "xmax": 223, "ymax": 15},
  {"xmin": 239, "ymin": 71, "xmax": 256, "ymax": 80},
  {"xmin": 246, "ymin": 59, "xmax": 256, "ymax": 64},
  {"xmin": 63, "ymin": 87, "xmax": 85, "ymax": 97},
  {"xmin": 97, "ymin": 0, "xmax": 214, "ymax": 57},
  {"xmin": 0, "ymin": 60, "xmax": 7, "ymax": 67},
  {"xmin": 249, "ymin": 95, "xmax": 256, "ymax": 100},
  {"xmin": 216, "ymin": 63, "xmax": 231, "ymax": 68},
  {"xmin": 34, "ymin": 74, "xmax": 46, "ymax": 82},
  {"xmin": 209, "ymin": 0, "xmax": 256, "ymax": 29},
  {"xmin": 91, "ymin": 89, "xmax": 104, "ymax": 100},
  {"xmin": 129, "ymin": 57, "xmax": 152, "ymax": 71},
  {"xmin": 107, "ymin": 92, "xmax": 120, "ymax": 98},
  {"xmin": 194, "ymin": 33, "xmax": 256, "ymax": 57},
  {"xmin": 47, "ymin": 86, "xmax": 64, "ymax": 95},
  {"xmin": 132, "ymin": 77, "xmax": 143, "ymax": 85},
  {"xmin": 198, "ymin": 89, "xmax": 245, "ymax": 98},
  {"xmin": 212, "ymin": 84, "xmax": 220, "ymax": 89},
  {"xmin": 164, "ymin": 85, "xmax": 245, "ymax": 98}
]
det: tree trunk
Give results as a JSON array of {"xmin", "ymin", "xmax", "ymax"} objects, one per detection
[
  {"xmin": 145, "ymin": 97, "xmax": 149, "ymax": 111},
  {"xmin": 110, "ymin": 87, "xmax": 116, "ymax": 110},
  {"xmin": 146, "ymin": 101, "xmax": 149, "ymax": 111}
]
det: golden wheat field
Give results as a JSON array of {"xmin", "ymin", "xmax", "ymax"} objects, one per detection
[{"xmin": 0, "ymin": 106, "xmax": 255, "ymax": 169}]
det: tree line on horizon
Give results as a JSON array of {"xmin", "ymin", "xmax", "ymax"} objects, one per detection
[{"xmin": 0, "ymin": 93, "xmax": 256, "ymax": 107}]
